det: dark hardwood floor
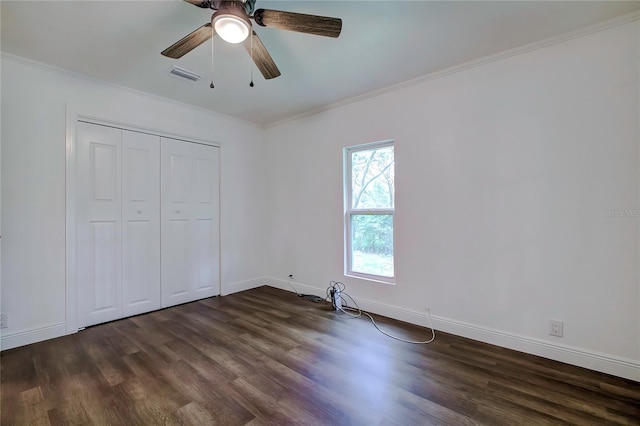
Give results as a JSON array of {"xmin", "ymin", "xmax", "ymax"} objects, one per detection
[{"xmin": 2, "ymin": 286, "xmax": 639, "ymax": 425}]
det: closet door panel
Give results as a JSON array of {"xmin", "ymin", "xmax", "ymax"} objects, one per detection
[
  {"xmin": 194, "ymin": 218, "xmax": 215, "ymax": 294},
  {"xmin": 161, "ymin": 138, "xmax": 195, "ymax": 307},
  {"xmin": 77, "ymin": 122, "xmax": 123, "ymax": 327},
  {"xmin": 163, "ymin": 219, "xmax": 192, "ymax": 302},
  {"xmin": 90, "ymin": 222, "xmax": 119, "ymax": 309},
  {"xmin": 122, "ymin": 131, "xmax": 161, "ymax": 317},
  {"xmin": 193, "ymin": 144, "xmax": 220, "ymax": 296}
]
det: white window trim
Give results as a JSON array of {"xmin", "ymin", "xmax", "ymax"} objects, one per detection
[{"xmin": 344, "ymin": 140, "xmax": 395, "ymax": 284}]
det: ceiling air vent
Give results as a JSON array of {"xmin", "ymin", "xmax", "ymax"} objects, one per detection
[{"xmin": 169, "ymin": 66, "xmax": 201, "ymax": 82}]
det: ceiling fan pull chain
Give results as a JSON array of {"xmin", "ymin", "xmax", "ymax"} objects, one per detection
[
  {"xmin": 249, "ymin": 30, "xmax": 254, "ymax": 88},
  {"xmin": 210, "ymin": 26, "xmax": 215, "ymax": 89}
]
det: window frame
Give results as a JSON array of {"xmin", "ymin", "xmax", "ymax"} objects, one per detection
[{"xmin": 344, "ymin": 140, "xmax": 395, "ymax": 284}]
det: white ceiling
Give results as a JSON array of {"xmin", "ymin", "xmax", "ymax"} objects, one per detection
[{"xmin": 2, "ymin": 1, "xmax": 638, "ymax": 126}]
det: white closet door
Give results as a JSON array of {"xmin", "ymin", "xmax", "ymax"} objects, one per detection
[
  {"xmin": 193, "ymin": 143, "xmax": 220, "ymax": 299},
  {"xmin": 161, "ymin": 138, "xmax": 195, "ymax": 307},
  {"xmin": 122, "ymin": 130, "xmax": 161, "ymax": 317},
  {"xmin": 161, "ymin": 138, "xmax": 220, "ymax": 307},
  {"xmin": 77, "ymin": 122, "xmax": 123, "ymax": 327}
]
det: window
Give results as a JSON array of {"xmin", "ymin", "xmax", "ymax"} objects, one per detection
[{"xmin": 344, "ymin": 141, "xmax": 395, "ymax": 283}]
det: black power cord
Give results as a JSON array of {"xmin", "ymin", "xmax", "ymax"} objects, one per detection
[
  {"xmin": 299, "ymin": 294, "xmax": 325, "ymax": 303},
  {"xmin": 286, "ymin": 276, "xmax": 326, "ymax": 303}
]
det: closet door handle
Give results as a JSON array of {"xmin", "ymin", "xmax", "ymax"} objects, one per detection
[{"xmin": 137, "ymin": 210, "xmax": 143, "ymax": 214}]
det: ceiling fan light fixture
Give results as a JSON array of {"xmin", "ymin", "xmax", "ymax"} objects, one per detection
[{"xmin": 212, "ymin": 12, "xmax": 250, "ymax": 44}]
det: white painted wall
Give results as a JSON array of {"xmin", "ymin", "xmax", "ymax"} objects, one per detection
[
  {"xmin": 0, "ymin": 55, "xmax": 267, "ymax": 348},
  {"xmin": 264, "ymin": 21, "xmax": 640, "ymax": 380}
]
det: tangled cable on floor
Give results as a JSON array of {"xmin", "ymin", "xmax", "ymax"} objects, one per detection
[{"xmin": 327, "ymin": 281, "xmax": 436, "ymax": 344}]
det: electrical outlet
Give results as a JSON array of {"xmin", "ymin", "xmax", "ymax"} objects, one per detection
[
  {"xmin": 550, "ymin": 319, "xmax": 563, "ymax": 337},
  {"xmin": 0, "ymin": 313, "xmax": 7, "ymax": 329}
]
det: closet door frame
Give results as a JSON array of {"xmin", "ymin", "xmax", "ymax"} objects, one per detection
[{"xmin": 65, "ymin": 106, "xmax": 221, "ymax": 334}]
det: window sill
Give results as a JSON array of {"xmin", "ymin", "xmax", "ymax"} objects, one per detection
[{"xmin": 344, "ymin": 273, "xmax": 395, "ymax": 285}]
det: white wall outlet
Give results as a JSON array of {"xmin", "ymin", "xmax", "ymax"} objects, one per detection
[
  {"xmin": 0, "ymin": 313, "xmax": 7, "ymax": 329},
  {"xmin": 550, "ymin": 319, "xmax": 563, "ymax": 337}
]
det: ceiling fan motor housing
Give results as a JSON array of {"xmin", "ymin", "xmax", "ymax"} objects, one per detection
[{"xmin": 212, "ymin": 0, "xmax": 256, "ymax": 15}]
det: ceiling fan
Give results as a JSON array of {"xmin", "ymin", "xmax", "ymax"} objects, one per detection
[{"xmin": 161, "ymin": 0, "xmax": 342, "ymax": 80}]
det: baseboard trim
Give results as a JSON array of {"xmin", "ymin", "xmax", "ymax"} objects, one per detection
[
  {"xmin": 0, "ymin": 278, "xmax": 268, "ymax": 351},
  {"xmin": 267, "ymin": 278, "xmax": 323, "ymax": 298},
  {"xmin": 430, "ymin": 315, "xmax": 640, "ymax": 381},
  {"xmin": 222, "ymin": 277, "xmax": 266, "ymax": 296},
  {"xmin": 4, "ymin": 282, "xmax": 637, "ymax": 381},
  {"xmin": 0, "ymin": 323, "xmax": 67, "ymax": 351},
  {"xmin": 266, "ymin": 278, "xmax": 639, "ymax": 382}
]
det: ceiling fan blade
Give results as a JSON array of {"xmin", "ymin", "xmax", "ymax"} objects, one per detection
[
  {"xmin": 161, "ymin": 23, "xmax": 213, "ymax": 59},
  {"xmin": 243, "ymin": 31, "xmax": 281, "ymax": 80},
  {"xmin": 253, "ymin": 9, "xmax": 342, "ymax": 38},
  {"xmin": 183, "ymin": 0, "xmax": 213, "ymax": 8}
]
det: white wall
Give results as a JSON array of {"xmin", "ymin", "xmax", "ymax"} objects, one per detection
[
  {"xmin": 0, "ymin": 55, "xmax": 267, "ymax": 348},
  {"xmin": 264, "ymin": 21, "xmax": 640, "ymax": 380}
]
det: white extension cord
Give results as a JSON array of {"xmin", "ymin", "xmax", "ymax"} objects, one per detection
[{"xmin": 327, "ymin": 281, "xmax": 436, "ymax": 345}]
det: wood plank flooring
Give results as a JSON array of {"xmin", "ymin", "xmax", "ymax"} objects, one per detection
[{"xmin": 2, "ymin": 286, "xmax": 639, "ymax": 425}]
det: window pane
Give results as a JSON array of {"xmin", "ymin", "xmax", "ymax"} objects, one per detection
[
  {"xmin": 351, "ymin": 214, "xmax": 394, "ymax": 277},
  {"xmin": 351, "ymin": 146, "xmax": 394, "ymax": 209}
]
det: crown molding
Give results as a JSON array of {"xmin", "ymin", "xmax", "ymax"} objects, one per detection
[
  {"xmin": 0, "ymin": 52, "xmax": 263, "ymax": 130},
  {"xmin": 265, "ymin": 10, "xmax": 640, "ymax": 129}
]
